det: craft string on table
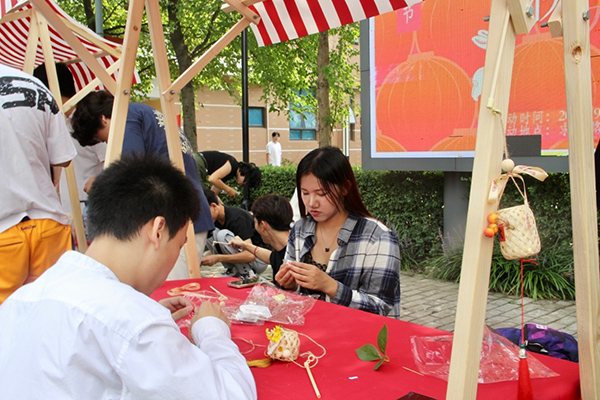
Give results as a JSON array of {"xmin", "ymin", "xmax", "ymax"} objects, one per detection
[
  {"xmin": 166, "ymin": 282, "xmax": 201, "ymax": 296},
  {"xmin": 237, "ymin": 325, "xmax": 328, "ymax": 397},
  {"xmin": 264, "ymin": 325, "xmax": 326, "ymax": 398},
  {"xmin": 232, "ymin": 337, "xmax": 266, "ymax": 355}
]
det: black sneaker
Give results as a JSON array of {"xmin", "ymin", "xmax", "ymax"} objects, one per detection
[
  {"xmin": 219, "ymin": 268, "xmax": 238, "ymax": 277},
  {"xmin": 238, "ymin": 269, "xmax": 257, "ymax": 282}
]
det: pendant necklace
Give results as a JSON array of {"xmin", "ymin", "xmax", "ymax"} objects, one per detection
[{"xmin": 318, "ymin": 225, "xmax": 340, "ymax": 252}]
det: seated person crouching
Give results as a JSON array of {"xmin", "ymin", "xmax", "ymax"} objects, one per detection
[{"xmin": 201, "ymin": 188, "xmax": 268, "ymax": 280}]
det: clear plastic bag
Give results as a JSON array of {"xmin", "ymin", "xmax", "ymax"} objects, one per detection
[
  {"xmin": 410, "ymin": 325, "xmax": 559, "ymax": 383},
  {"xmin": 240, "ymin": 282, "xmax": 318, "ymax": 325},
  {"xmin": 174, "ymin": 291, "xmax": 260, "ymax": 328}
]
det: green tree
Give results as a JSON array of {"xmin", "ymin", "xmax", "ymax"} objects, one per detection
[{"xmin": 56, "ymin": 0, "xmax": 360, "ymax": 148}]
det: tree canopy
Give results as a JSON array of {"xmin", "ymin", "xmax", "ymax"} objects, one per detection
[{"xmin": 56, "ymin": 0, "xmax": 360, "ymax": 148}]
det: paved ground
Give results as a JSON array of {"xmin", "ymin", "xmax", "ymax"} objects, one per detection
[{"xmin": 199, "ymin": 263, "xmax": 578, "ymax": 339}]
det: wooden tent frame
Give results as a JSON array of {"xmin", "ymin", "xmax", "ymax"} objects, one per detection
[
  {"xmin": 110, "ymin": 0, "xmax": 599, "ymax": 396},
  {"xmin": 103, "ymin": 0, "xmax": 260, "ymax": 278},
  {"xmin": 0, "ymin": 0, "xmax": 129, "ymax": 254},
  {"xmin": 446, "ymin": 0, "xmax": 600, "ymax": 398},
  {"xmin": 24, "ymin": 0, "xmax": 595, "ymax": 396}
]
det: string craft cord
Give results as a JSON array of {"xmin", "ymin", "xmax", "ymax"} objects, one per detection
[
  {"xmin": 233, "ymin": 337, "xmax": 266, "ymax": 355},
  {"xmin": 291, "ymin": 333, "xmax": 327, "ymax": 369},
  {"xmin": 167, "ymin": 282, "xmax": 201, "ymax": 296},
  {"xmin": 233, "ymin": 337, "xmax": 272, "ymax": 367}
]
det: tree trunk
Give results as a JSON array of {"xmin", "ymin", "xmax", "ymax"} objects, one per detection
[
  {"xmin": 166, "ymin": 1, "xmax": 198, "ymax": 151},
  {"xmin": 316, "ymin": 31, "xmax": 331, "ymax": 147},
  {"xmin": 82, "ymin": 0, "xmax": 95, "ymax": 31}
]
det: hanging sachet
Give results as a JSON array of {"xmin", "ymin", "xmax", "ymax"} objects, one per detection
[{"xmin": 485, "ymin": 160, "xmax": 548, "ymax": 260}]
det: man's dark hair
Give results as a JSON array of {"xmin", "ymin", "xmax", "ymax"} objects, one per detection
[
  {"xmin": 238, "ymin": 162, "xmax": 261, "ymax": 189},
  {"xmin": 33, "ymin": 63, "xmax": 76, "ymax": 98},
  {"xmin": 272, "ymin": 131, "xmax": 280, "ymax": 138},
  {"xmin": 251, "ymin": 194, "xmax": 292, "ymax": 232},
  {"xmin": 86, "ymin": 153, "xmax": 200, "ymax": 241},
  {"xmin": 71, "ymin": 90, "xmax": 115, "ymax": 147},
  {"xmin": 202, "ymin": 186, "xmax": 219, "ymax": 206}
]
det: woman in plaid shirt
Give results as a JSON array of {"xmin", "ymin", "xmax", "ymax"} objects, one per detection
[{"xmin": 275, "ymin": 147, "xmax": 401, "ymax": 318}]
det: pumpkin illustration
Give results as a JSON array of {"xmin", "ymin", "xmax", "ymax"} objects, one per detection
[{"xmin": 376, "ymin": 51, "xmax": 475, "ymax": 151}]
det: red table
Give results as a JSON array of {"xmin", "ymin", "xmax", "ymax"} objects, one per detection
[{"xmin": 152, "ymin": 278, "xmax": 581, "ymax": 400}]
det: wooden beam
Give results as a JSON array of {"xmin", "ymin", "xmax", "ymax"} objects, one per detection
[
  {"xmin": 60, "ymin": 17, "xmax": 122, "ymax": 59},
  {"xmin": 22, "ymin": 9, "xmax": 40, "ymax": 73},
  {"xmin": 30, "ymin": 0, "xmax": 116, "ymax": 94},
  {"xmin": 548, "ymin": 1, "xmax": 563, "ymax": 38},
  {"xmin": 446, "ymin": 0, "xmax": 517, "ymax": 398},
  {"xmin": 145, "ymin": 0, "xmax": 200, "ymax": 278},
  {"xmin": 167, "ymin": 17, "xmax": 251, "ymax": 99},
  {"xmin": 563, "ymin": 0, "xmax": 600, "ymax": 397},
  {"xmin": 0, "ymin": 9, "xmax": 31, "ymax": 24},
  {"xmin": 34, "ymin": 10, "xmax": 88, "ymax": 253},
  {"xmin": 222, "ymin": 0, "xmax": 263, "ymax": 13},
  {"xmin": 222, "ymin": 0, "xmax": 260, "ymax": 24},
  {"xmin": 104, "ymin": 0, "xmax": 145, "ymax": 165},
  {"xmin": 506, "ymin": 0, "xmax": 537, "ymax": 35},
  {"xmin": 62, "ymin": 61, "xmax": 122, "ymax": 112}
]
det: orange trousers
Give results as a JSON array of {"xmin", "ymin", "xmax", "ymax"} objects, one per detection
[{"xmin": 0, "ymin": 218, "xmax": 72, "ymax": 304}]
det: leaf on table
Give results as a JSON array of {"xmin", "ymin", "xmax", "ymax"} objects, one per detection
[
  {"xmin": 374, "ymin": 354, "xmax": 386, "ymax": 371},
  {"xmin": 377, "ymin": 324, "xmax": 388, "ymax": 354},
  {"xmin": 356, "ymin": 344, "xmax": 382, "ymax": 361}
]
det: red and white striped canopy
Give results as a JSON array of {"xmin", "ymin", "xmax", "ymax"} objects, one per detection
[
  {"xmin": 0, "ymin": 0, "xmax": 136, "ymax": 91},
  {"xmin": 248, "ymin": 0, "xmax": 422, "ymax": 46}
]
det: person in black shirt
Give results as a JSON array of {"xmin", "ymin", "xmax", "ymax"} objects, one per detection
[
  {"xmin": 195, "ymin": 151, "xmax": 261, "ymax": 198},
  {"xmin": 200, "ymin": 188, "xmax": 267, "ymax": 279},
  {"xmin": 229, "ymin": 195, "xmax": 293, "ymax": 280}
]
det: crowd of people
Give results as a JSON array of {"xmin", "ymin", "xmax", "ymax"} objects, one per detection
[{"xmin": 0, "ymin": 63, "xmax": 401, "ymax": 398}]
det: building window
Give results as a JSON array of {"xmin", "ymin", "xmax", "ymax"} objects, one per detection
[
  {"xmin": 289, "ymin": 90, "xmax": 316, "ymax": 140},
  {"xmin": 248, "ymin": 107, "xmax": 265, "ymax": 127}
]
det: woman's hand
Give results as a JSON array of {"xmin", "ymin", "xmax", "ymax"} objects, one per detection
[
  {"xmin": 287, "ymin": 261, "xmax": 338, "ymax": 297},
  {"xmin": 274, "ymin": 263, "xmax": 298, "ymax": 291},
  {"xmin": 226, "ymin": 187, "xmax": 238, "ymax": 197},
  {"xmin": 159, "ymin": 296, "xmax": 194, "ymax": 321}
]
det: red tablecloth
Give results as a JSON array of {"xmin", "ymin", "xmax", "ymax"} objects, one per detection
[{"xmin": 151, "ymin": 278, "xmax": 581, "ymax": 400}]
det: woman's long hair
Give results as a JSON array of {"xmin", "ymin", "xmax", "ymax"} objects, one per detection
[{"xmin": 296, "ymin": 146, "xmax": 371, "ymax": 218}]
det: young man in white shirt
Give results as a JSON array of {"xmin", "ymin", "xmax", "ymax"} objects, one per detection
[
  {"xmin": 266, "ymin": 131, "xmax": 282, "ymax": 166},
  {"xmin": 0, "ymin": 153, "xmax": 257, "ymax": 399}
]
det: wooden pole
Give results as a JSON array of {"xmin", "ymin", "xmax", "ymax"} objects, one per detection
[
  {"xmin": 33, "ymin": 9, "xmax": 88, "ymax": 253},
  {"xmin": 103, "ymin": 0, "xmax": 145, "ymax": 165},
  {"xmin": 144, "ymin": 0, "xmax": 200, "ymax": 278},
  {"xmin": 446, "ymin": 0, "xmax": 517, "ymax": 397},
  {"xmin": 563, "ymin": 0, "xmax": 600, "ymax": 397}
]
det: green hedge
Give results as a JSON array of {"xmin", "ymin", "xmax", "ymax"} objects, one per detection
[
  {"xmin": 221, "ymin": 166, "xmax": 445, "ymax": 266},
  {"xmin": 220, "ymin": 166, "xmax": 577, "ymax": 300}
]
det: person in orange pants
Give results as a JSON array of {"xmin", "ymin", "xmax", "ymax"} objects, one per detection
[{"xmin": 0, "ymin": 64, "xmax": 76, "ymax": 303}]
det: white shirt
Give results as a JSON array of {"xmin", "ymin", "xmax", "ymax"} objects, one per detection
[
  {"xmin": 0, "ymin": 64, "xmax": 76, "ymax": 233},
  {"xmin": 59, "ymin": 140, "xmax": 106, "ymax": 215},
  {"xmin": 0, "ymin": 251, "xmax": 257, "ymax": 400},
  {"xmin": 266, "ymin": 140, "xmax": 282, "ymax": 166}
]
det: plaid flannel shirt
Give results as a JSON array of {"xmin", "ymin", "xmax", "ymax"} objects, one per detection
[{"xmin": 287, "ymin": 214, "xmax": 401, "ymax": 319}]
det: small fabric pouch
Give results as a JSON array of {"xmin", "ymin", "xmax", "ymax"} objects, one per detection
[{"xmin": 496, "ymin": 175, "xmax": 540, "ymax": 260}]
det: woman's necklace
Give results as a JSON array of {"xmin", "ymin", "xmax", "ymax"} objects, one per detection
[{"xmin": 318, "ymin": 225, "xmax": 341, "ymax": 252}]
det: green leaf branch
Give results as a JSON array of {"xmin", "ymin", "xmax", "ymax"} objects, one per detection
[{"xmin": 356, "ymin": 324, "xmax": 390, "ymax": 370}]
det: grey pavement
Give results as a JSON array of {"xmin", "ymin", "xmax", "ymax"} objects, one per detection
[{"xmin": 198, "ymin": 263, "xmax": 578, "ymax": 340}]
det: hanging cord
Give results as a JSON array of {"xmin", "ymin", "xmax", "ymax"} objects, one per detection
[{"xmin": 519, "ymin": 258, "xmax": 538, "ymax": 344}]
